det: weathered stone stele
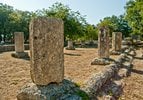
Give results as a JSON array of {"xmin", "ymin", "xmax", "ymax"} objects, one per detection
[
  {"xmin": 66, "ymin": 40, "xmax": 75, "ymax": 50},
  {"xmin": 91, "ymin": 27, "xmax": 110, "ymax": 65},
  {"xmin": 112, "ymin": 32, "xmax": 122, "ymax": 51},
  {"xmin": 14, "ymin": 32, "xmax": 24, "ymax": 53},
  {"xmin": 11, "ymin": 32, "xmax": 29, "ymax": 58},
  {"xmin": 29, "ymin": 17, "xmax": 64, "ymax": 85},
  {"xmin": 98, "ymin": 27, "xmax": 110, "ymax": 58}
]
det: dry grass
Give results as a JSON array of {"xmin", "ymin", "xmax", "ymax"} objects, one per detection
[
  {"xmin": 120, "ymin": 48, "xmax": 143, "ymax": 100},
  {"xmin": 0, "ymin": 48, "xmax": 143, "ymax": 100}
]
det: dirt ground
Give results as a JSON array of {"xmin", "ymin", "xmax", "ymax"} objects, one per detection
[
  {"xmin": 0, "ymin": 48, "xmax": 143, "ymax": 100},
  {"xmin": 120, "ymin": 48, "xmax": 143, "ymax": 100}
]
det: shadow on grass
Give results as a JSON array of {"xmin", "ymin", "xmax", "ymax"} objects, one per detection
[
  {"xmin": 64, "ymin": 53, "xmax": 81, "ymax": 56},
  {"xmin": 11, "ymin": 52, "xmax": 30, "ymax": 61},
  {"xmin": 131, "ymin": 69, "xmax": 143, "ymax": 75}
]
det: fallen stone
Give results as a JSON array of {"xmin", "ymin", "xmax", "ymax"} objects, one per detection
[
  {"xmin": 103, "ymin": 95, "xmax": 115, "ymax": 100},
  {"xmin": 110, "ymin": 50, "xmax": 121, "ymax": 55},
  {"xmin": 82, "ymin": 64, "xmax": 118, "ymax": 98},
  {"xmin": 118, "ymin": 68, "xmax": 128, "ymax": 77},
  {"xmin": 91, "ymin": 58, "xmax": 110, "ymax": 65},
  {"xmin": 17, "ymin": 80, "xmax": 83, "ymax": 100}
]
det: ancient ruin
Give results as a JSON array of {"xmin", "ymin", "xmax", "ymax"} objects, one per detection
[
  {"xmin": 11, "ymin": 32, "xmax": 28, "ymax": 58},
  {"xmin": 111, "ymin": 32, "xmax": 122, "ymax": 55},
  {"xmin": 91, "ymin": 27, "xmax": 110, "ymax": 65},
  {"xmin": 17, "ymin": 17, "xmax": 84, "ymax": 100},
  {"xmin": 29, "ymin": 17, "xmax": 64, "ymax": 85}
]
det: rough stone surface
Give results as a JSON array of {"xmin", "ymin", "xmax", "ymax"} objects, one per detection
[
  {"xmin": 112, "ymin": 32, "xmax": 122, "ymax": 51},
  {"xmin": 14, "ymin": 32, "xmax": 24, "ymax": 53},
  {"xmin": 85, "ymin": 46, "xmax": 133, "ymax": 99},
  {"xmin": 65, "ymin": 40, "xmax": 75, "ymax": 50},
  {"xmin": 82, "ymin": 64, "xmax": 119, "ymax": 97},
  {"xmin": 12, "ymin": 32, "xmax": 29, "ymax": 58},
  {"xmin": 110, "ymin": 50, "xmax": 121, "ymax": 55},
  {"xmin": 118, "ymin": 68, "xmax": 128, "ymax": 77},
  {"xmin": 91, "ymin": 27, "xmax": 110, "ymax": 65},
  {"xmin": 17, "ymin": 80, "xmax": 83, "ymax": 100},
  {"xmin": 29, "ymin": 17, "xmax": 64, "ymax": 85},
  {"xmin": 103, "ymin": 95, "xmax": 115, "ymax": 100},
  {"xmin": 11, "ymin": 52, "xmax": 29, "ymax": 58},
  {"xmin": 98, "ymin": 27, "xmax": 110, "ymax": 58},
  {"xmin": 101, "ymin": 80, "xmax": 124, "ymax": 99},
  {"xmin": 91, "ymin": 58, "xmax": 110, "ymax": 65}
]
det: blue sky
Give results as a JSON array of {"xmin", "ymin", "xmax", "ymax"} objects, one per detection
[{"xmin": 0, "ymin": 0, "xmax": 128, "ymax": 25}]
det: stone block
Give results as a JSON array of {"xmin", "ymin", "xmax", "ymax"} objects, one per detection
[{"xmin": 29, "ymin": 17, "xmax": 64, "ymax": 85}]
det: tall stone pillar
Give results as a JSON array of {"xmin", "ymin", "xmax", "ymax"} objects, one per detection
[
  {"xmin": 17, "ymin": 17, "xmax": 83, "ymax": 100},
  {"xmin": 111, "ymin": 32, "xmax": 122, "ymax": 55},
  {"xmin": 66, "ymin": 40, "xmax": 75, "ymax": 50},
  {"xmin": 11, "ymin": 32, "xmax": 28, "ymax": 58},
  {"xmin": 98, "ymin": 28, "xmax": 110, "ymax": 58},
  {"xmin": 14, "ymin": 32, "xmax": 24, "ymax": 53},
  {"xmin": 29, "ymin": 17, "xmax": 64, "ymax": 85},
  {"xmin": 91, "ymin": 27, "xmax": 110, "ymax": 65}
]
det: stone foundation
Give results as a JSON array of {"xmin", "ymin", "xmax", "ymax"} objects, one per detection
[
  {"xmin": 110, "ymin": 50, "xmax": 121, "ymax": 55},
  {"xmin": 65, "ymin": 46, "xmax": 75, "ymax": 50},
  {"xmin": 11, "ymin": 52, "xmax": 29, "ymax": 58},
  {"xmin": 91, "ymin": 58, "xmax": 110, "ymax": 65},
  {"xmin": 17, "ymin": 79, "xmax": 87, "ymax": 100},
  {"xmin": 65, "ymin": 40, "xmax": 75, "ymax": 50}
]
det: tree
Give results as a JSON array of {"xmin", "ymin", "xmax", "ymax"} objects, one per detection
[
  {"xmin": 97, "ymin": 15, "xmax": 132, "ymax": 37},
  {"xmin": 82, "ymin": 24, "xmax": 98, "ymax": 40},
  {"xmin": 0, "ymin": 3, "xmax": 32, "ymax": 43},
  {"xmin": 0, "ymin": 3, "xmax": 13, "ymax": 42},
  {"xmin": 125, "ymin": 0, "xmax": 143, "ymax": 36},
  {"xmin": 38, "ymin": 2, "xmax": 86, "ymax": 41}
]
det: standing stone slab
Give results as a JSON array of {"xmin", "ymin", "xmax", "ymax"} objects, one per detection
[
  {"xmin": 15, "ymin": 32, "xmax": 24, "ymax": 53},
  {"xmin": 11, "ymin": 32, "xmax": 29, "ymax": 58},
  {"xmin": 98, "ymin": 27, "xmax": 110, "ymax": 58},
  {"xmin": 65, "ymin": 40, "xmax": 75, "ymax": 50},
  {"xmin": 112, "ymin": 32, "xmax": 122, "ymax": 51},
  {"xmin": 30, "ymin": 17, "xmax": 64, "ymax": 85},
  {"xmin": 111, "ymin": 32, "xmax": 122, "ymax": 55},
  {"xmin": 91, "ymin": 27, "xmax": 110, "ymax": 65}
]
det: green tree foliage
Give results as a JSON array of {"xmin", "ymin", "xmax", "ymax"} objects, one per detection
[
  {"xmin": 82, "ymin": 24, "xmax": 98, "ymax": 40},
  {"xmin": 97, "ymin": 15, "xmax": 132, "ymax": 37},
  {"xmin": 37, "ymin": 2, "xmax": 87, "ymax": 41},
  {"xmin": 0, "ymin": 3, "xmax": 31, "ymax": 42},
  {"xmin": 125, "ymin": 0, "xmax": 143, "ymax": 36},
  {"xmin": 0, "ymin": 3, "xmax": 13, "ymax": 41},
  {"xmin": 0, "ymin": 2, "xmax": 89, "ymax": 43}
]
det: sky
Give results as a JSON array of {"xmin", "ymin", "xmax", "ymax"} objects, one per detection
[{"xmin": 0, "ymin": 0, "xmax": 128, "ymax": 25}]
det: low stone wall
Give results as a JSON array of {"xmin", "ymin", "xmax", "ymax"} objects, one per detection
[
  {"xmin": 0, "ymin": 44, "xmax": 29, "ymax": 52},
  {"xmin": 82, "ymin": 46, "xmax": 133, "ymax": 99}
]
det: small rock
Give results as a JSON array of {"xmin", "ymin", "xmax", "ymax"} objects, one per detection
[
  {"xmin": 103, "ymin": 95, "xmax": 115, "ymax": 100},
  {"xmin": 118, "ymin": 68, "xmax": 128, "ymax": 77}
]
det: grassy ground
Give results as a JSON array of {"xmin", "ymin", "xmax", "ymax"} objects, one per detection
[{"xmin": 0, "ymin": 48, "xmax": 143, "ymax": 100}]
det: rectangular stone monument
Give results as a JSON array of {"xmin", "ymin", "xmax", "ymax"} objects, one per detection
[
  {"xmin": 14, "ymin": 32, "xmax": 24, "ymax": 53},
  {"xmin": 98, "ymin": 27, "xmax": 110, "ymax": 58},
  {"xmin": 112, "ymin": 32, "xmax": 122, "ymax": 51},
  {"xmin": 17, "ymin": 17, "xmax": 82, "ymax": 100},
  {"xmin": 30, "ymin": 17, "xmax": 64, "ymax": 85},
  {"xmin": 11, "ymin": 32, "xmax": 28, "ymax": 58},
  {"xmin": 111, "ymin": 32, "xmax": 122, "ymax": 55},
  {"xmin": 91, "ymin": 27, "xmax": 110, "ymax": 65}
]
